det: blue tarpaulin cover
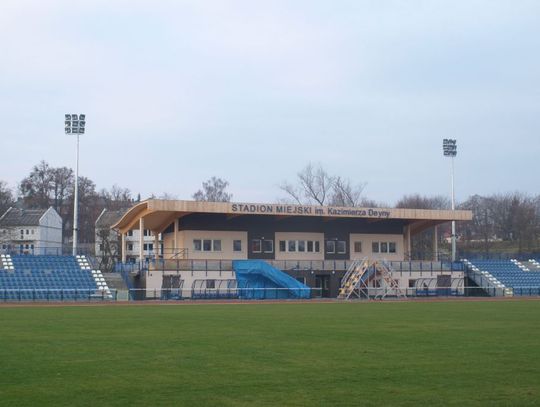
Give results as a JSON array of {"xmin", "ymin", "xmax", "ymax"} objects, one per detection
[{"xmin": 232, "ymin": 260, "xmax": 311, "ymax": 299}]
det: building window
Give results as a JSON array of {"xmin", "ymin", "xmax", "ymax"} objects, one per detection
[
  {"xmin": 315, "ymin": 241, "xmax": 320, "ymax": 252},
  {"xmin": 31, "ymin": 229, "xmax": 35, "ymax": 235},
  {"xmin": 233, "ymin": 240, "xmax": 242, "ymax": 252},
  {"xmin": 262, "ymin": 239, "xmax": 274, "ymax": 253},
  {"xmin": 26, "ymin": 229, "xmax": 29, "ymax": 235},
  {"xmin": 298, "ymin": 240, "xmax": 306, "ymax": 252},
  {"xmin": 127, "ymin": 230, "xmax": 133, "ymax": 237},
  {"xmin": 307, "ymin": 241, "xmax": 313, "ymax": 252},
  {"xmin": 144, "ymin": 229, "xmax": 152, "ymax": 237},
  {"xmin": 288, "ymin": 240, "xmax": 296, "ymax": 252},
  {"xmin": 409, "ymin": 279, "xmax": 416, "ymax": 288},
  {"xmin": 354, "ymin": 241, "xmax": 362, "ymax": 253},
  {"xmin": 99, "ymin": 244, "xmax": 104, "ymax": 251},
  {"xmin": 143, "ymin": 243, "xmax": 154, "ymax": 251},
  {"xmin": 389, "ymin": 242, "xmax": 397, "ymax": 253},
  {"xmin": 203, "ymin": 239, "xmax": 212, "ymax": 251},
  {"xmin": 252, "ymin": 239, "xmax": 262, "ymax": 253},
  {"xmin": 380, "ymin": 242, "xmax": 388, "ymax": 253},
  {"xmin": 213, "ymin": 240, "xmax": 222, "ymax": 252},
  {"xmin": 279, "ymin": 240, "xmax": 286, "ymax": 252},
  {"xmin": 127, "ymin": 243, "xmax": 134, "ymax": 251},
  {"xmin": 372, "ymin": 242, "xmax": 380, "ymax": 253},
  {"xmin": 336, "ymin": 241, "xmax": 346, "ymax": 254},
  {"xmin": 193, "ymin": 239, "xmax": 202, "ymax": 251},
  {"xmin": 326, "ymin": 241, "xmax": 335, "ymax": 254}
]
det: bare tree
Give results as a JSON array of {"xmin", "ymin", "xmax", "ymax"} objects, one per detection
[
  {"xmin": 0, "ymin": 181, "xmax": 14, "ymax": 215},
  {"xmin": 193, "ymin": 177, "xmax": 232, "ymax": 202},
  {"xmin": 96, "ymin": 228, "xmax": 121, "ymax": 272},
  {"xmin": 330, "ymin": 176, "xmax": 366, "ymax": 207},
  {"xmin": 19, "ymin": 160, "xmax": 54, "ymax": 209},
  {"xmin": 280, "ymin": 163, "xmax": 367, "ymax": 207}
]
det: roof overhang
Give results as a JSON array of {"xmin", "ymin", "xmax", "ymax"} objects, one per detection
[{"xmin": 112, "ymin": 199, "xmax": 473, "ymax": 235}]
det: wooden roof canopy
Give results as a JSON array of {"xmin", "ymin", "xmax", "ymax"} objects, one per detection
[{"xmin": 111, "ymin": 199, "xmax": 473, "ymax": 235}]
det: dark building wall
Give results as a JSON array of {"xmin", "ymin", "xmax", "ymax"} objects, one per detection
[{"xmin": 162, "ymin": 213, "xmax": 406, "ymax": 261}]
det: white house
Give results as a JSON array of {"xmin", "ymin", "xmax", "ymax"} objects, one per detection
[{"xmin": 0, "ymin": 207, "xmax": 63, "ymax": 255}]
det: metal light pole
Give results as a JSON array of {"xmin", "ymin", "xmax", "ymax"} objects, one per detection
[
  {"xmin": 443, "ymin": 139, "xmax": 457, "ymax": 262},
  {"xmin": 65, "ymin": 114, "xmax": 86, "ymax": 256}
]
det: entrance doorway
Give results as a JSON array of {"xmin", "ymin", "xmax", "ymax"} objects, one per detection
[{"xmin": 315, "ymin": 275, "xmax": 331, "ymax": 298}]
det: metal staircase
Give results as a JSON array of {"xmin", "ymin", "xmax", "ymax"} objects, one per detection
[
  {"xmin": 338, "ymin": 259, "xmax": 405, "ymax": 300},
  {"xmin": 374, "ymin": 261, "xmax": 405, "ymax": 299},
  {"xmin": 337, "ymin": 258, "xmax": 371, "ymax": 299}
]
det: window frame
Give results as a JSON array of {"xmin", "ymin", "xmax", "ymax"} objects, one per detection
[
  {"xmin": 233, "ymin": 239, "xmax": 242, "ymax": 252},
  {"xmin": 262, "ymin": 239, "xmax": 274, "ymax": 253}
]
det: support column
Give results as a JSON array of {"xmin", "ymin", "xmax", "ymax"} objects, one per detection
[
  {"xmin": 433, "ymin": 225, "xmax": 438, "ymax": 261},
  {"xmin": 121, "ymin": 232, "xmax": 126, "ymax": 263},
  {"xmin": 139, "ymin": 218, "xmax": 144, "ymax": 263},
  {"xmin": 406, "ymin": 225, "xmax": 412, "ymax": 260},
  {"xmin": 173, "ymin": 218, "xmax": 178, "ymax": 256},
  {"xmin": 154, "ymin": 232, "xmax": 159, "ymax": 260}
]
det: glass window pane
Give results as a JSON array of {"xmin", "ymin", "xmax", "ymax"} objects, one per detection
[
  {"xmin": 213, "ymin": 240, "xmax": 221, "ymax": 251},
  {"xmin": 203, "ymin": 239, "xmax": 212, "ymax": 251},
  {"xmin": 389, "ymin": 242, "xmax": 396, "ymax": 253},
  {"xmin": 279, "ymin": 240, "xmax": 286, "ymax": 252},
  {"xmin": 372, "ymin": 242, "xmax": 379, "ymax": 253},
  {"xmin": 233, "ymin": 240, "xmax": 242, "ymax": 252},
  {"xmin": 262, "ymin": 239, "xmax": 274, "ymax": 253},
  {"xmin": 298, "ymin": 240, "xmax": 305, "ymax": 252},
  {"xmin": 193, "ymin": 239, "xmax": 202, "ymax": 251},
  {"xmin": 326, "ymin": 241, "xmax": 335, "ymax": 254},
  {"xmin": 315, "ymin": 241, "xmax": 320, "ymax": 252},
  {"xmin": 307, "ymin": 241, "xmax": 313, "ymax": 252},
  {"xmin": 252, "ymin": 239, "xmax": 261, "ymax": 253},
  {"xmin": 337, "ymin": 241, "xmax": 346, "ymax": 254},
  {"xmin": 354, "ymin": 241, "xmax": 362, "ymax": 253},
  {"xmin": 288, "ymin": 240, "xmax": 296, "ymax": 252},
  {"xmin": 381, "ymin": 242, "xmax": 388, "ymax": 253}
]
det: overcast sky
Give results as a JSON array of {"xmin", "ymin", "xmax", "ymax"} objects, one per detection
[{"xmin": 0, "ymin": 0, "xmax": 539, "ymax": 206}]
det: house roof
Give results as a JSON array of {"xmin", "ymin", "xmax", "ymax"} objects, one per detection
[
  {"xmin": 0, "ymin": 207, "xmax": 49, "ymax": 227},
  {"xmin": 95, "ymin": 208, "xmax": 129, "ymax": 229}
]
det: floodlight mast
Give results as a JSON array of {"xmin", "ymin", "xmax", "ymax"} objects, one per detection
[
  {"xmin": 443, "ymin": 139, "xmax": 457, "ymax": 262},
  {"xmin": 65, "ymin": 114, "xmax": 86, "ymax": 256}
]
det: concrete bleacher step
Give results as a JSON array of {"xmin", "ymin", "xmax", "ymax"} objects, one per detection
[{"xmin": 101, "ymin": 273, "xmax": 129, "ymax": 291}]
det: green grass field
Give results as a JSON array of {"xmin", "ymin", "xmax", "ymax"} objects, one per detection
[{"xmin": 1, "ymin": 301, "xmax": 539, "ymax": 407}]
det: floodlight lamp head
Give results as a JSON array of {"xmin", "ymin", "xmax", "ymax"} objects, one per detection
[
  {"xmin": 71, "ymin": 114, "xmax": 78, "ymax": 121},
  {"xmin": 65, "ymin": 114, "xmax": 71, "ymax": 121},
  {"xmin": 79, "ymin": 114, "xmax": 86, "ymax": 121}
]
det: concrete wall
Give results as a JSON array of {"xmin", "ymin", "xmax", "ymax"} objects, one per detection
[
  {"xmin": 349, "ymin": 233, "xmax": 403, "ymax": 261},
  {"xmin": 275, "ymin": 232, "xmax": 324, "ymax": 261},
  {"xmin": 145, "ymin": 269, "xmax": 236, "ymax": 298},
  {"xmin": 179, "ymin": 230, "xmax": 248, "ymax": 260}
]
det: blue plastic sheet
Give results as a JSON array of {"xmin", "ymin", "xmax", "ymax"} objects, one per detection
[{"xmin": 233, "ymin": 260, "xmax": 311, "ymax": 299}]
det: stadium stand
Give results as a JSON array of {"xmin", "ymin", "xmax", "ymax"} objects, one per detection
[
  {"xmin": 0, "ymin": 254, "xmax": 112, "ymax": 301},
  {"xmin": 465, "ymin": 259, "xmax": 540, "ymax": 296}
]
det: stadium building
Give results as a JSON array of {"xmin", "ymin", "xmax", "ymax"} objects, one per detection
[{"xmin": 112, "ymin": 199, "xmax": 473, "ymax": 299}]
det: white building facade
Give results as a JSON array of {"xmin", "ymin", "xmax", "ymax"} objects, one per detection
[{"xmin": 0, "ymin": 207, "xmax": 63, "ymax": 255}]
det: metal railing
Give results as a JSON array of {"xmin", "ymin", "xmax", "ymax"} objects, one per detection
[
  {"xmin": 113, "ymin": 259, "xmax": 465, "ymax": 274},
  {"xmin": 2, "ymin": 286, "xmax": 539, "ymax": 302}
]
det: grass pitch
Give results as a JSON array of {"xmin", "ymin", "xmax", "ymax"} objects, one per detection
[{"xmin": 1, "ymin": 301, "xmax": 539, "ymax": 406}]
